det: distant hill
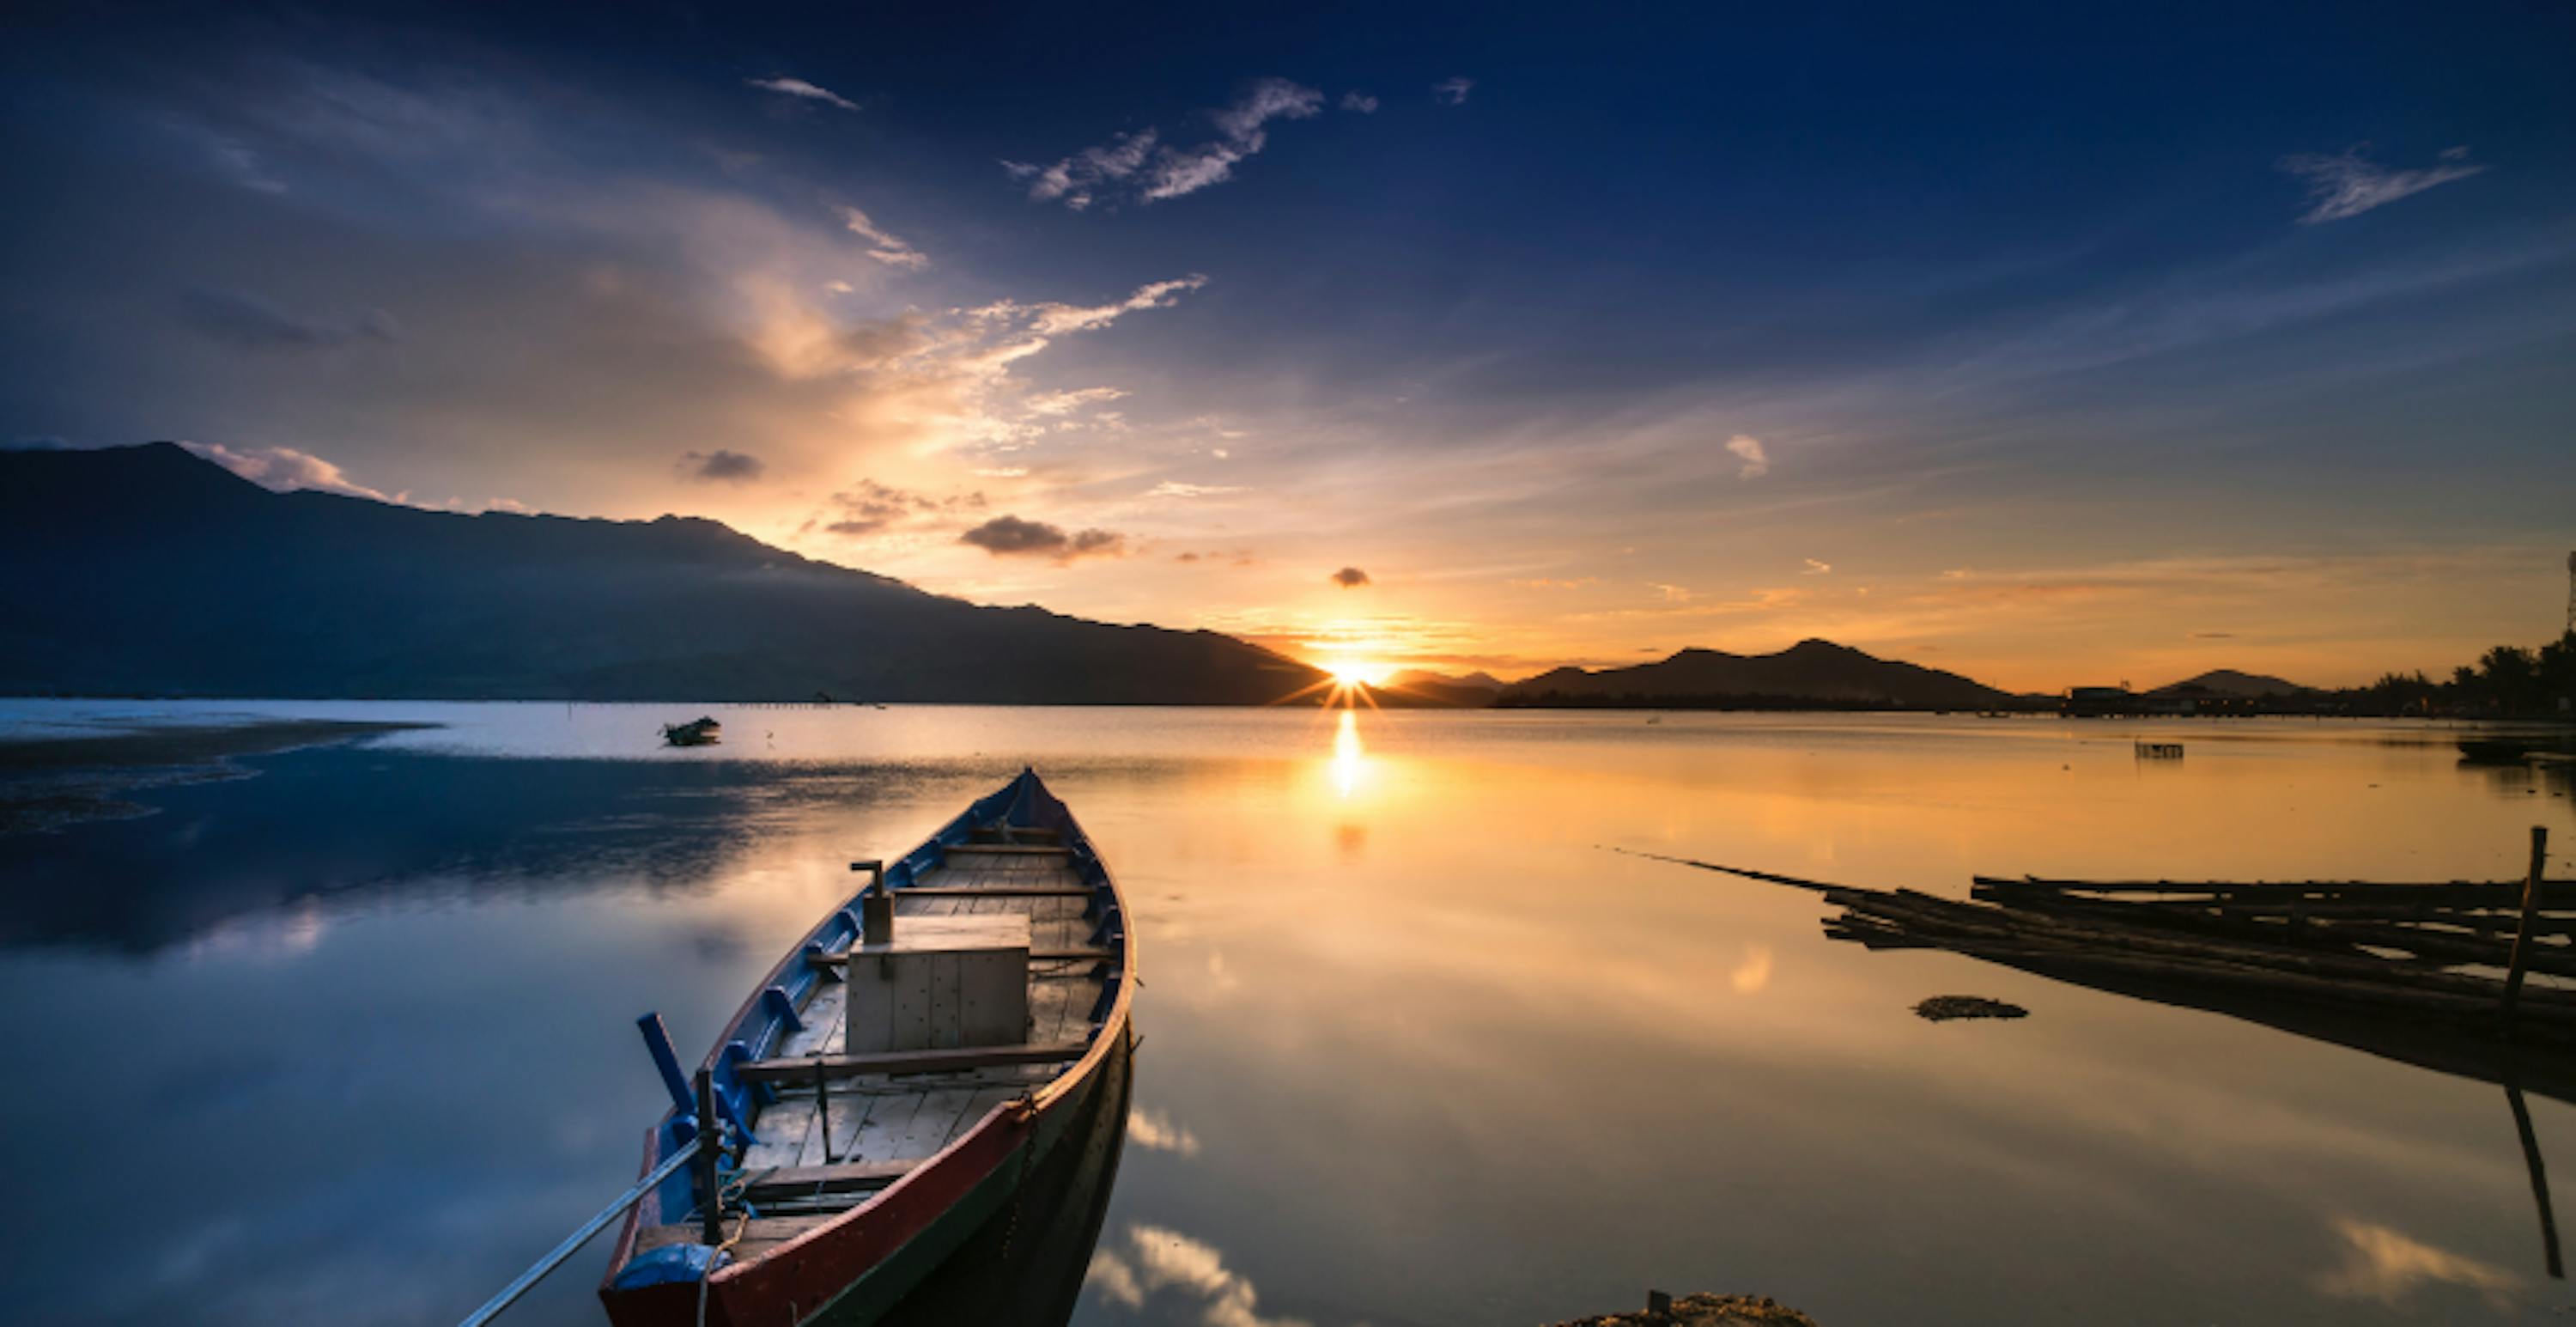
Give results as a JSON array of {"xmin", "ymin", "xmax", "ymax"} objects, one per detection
[
  {"xmin": 2148, "ymin": 669, "xmax": 2311, "ymax": 698},
  {"xmin": 1498, "ymin": 639, "xmax": 2020, "ymax": 709},
  {"xmin": 1382, "ymin": 668, "xmax": 1504, "ymax": 706},
  {"xmin": 0, "ymin": 442, "xmax": 1328, "ymax": 703}
]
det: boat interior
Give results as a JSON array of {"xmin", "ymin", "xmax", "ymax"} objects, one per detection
[{"xmin": 632, "ymin": 821, "xmax": 1120, "ymax": 1264}]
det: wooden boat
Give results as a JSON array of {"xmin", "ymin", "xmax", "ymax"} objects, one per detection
[
  {"xmin": 597, "ymin": 770, "xmax": 1134, "ymax": 1326},
  {"xmin": 662, "ymin": 717, "xmax": 722, "ymax": 747}
]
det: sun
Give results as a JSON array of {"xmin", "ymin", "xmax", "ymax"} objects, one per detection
[{"xmin": 1326, "ymin": 659, "xmax": 1391, "ymax": 687}]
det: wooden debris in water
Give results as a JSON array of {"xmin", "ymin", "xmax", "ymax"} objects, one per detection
[
  {"xmin": 1547, "ymin": 1293, "xmax": 1820, "ymax": 1327},
  {"xmin": 1914, "ymin": 995, "xmax": 2028, "ymax": 1021}
]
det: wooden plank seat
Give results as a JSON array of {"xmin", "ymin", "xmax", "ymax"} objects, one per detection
[
  {"xmin": 740, "ymin": 1160, "xmax": 918, "ymax": 1203},
  {"xmin": 941, "ymin": 843, "xmax": 1072, "ymax": 856},
  {"xmin": 737, "ymin": 1042, "xmax": 1090, "ymax": 1084},
  {"xmin": 893, "ymin": 885, "xmax": 1096, "ymax": 898},
  {"xmin": 805, "ymin": 944, "xmax": 1114, "ymax": 969}
]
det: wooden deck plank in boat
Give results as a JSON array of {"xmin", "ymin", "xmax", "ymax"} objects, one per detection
[
  {"xmin": 887, "ymin": 1087, "xmax": 979, "ymax": 1161},
  {"xmin": 742, "ymin": 1096, "xmax": 821, "ymax": 1172},
  {"xmin": 848, "ymin": 1088, "xmax": 926, "ymax": 1164}
]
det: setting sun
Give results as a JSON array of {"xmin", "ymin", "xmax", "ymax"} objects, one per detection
[{"xmin": 1327, "ymin": 660, "xmax": 1391, "ymax": 687}]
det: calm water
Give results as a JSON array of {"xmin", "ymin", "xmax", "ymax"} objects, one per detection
[{"xmin": 3, "ymin": 703, "xmax": 2573, "ymax": 1326}]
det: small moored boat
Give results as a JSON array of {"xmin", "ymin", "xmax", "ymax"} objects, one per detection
[
  {"xmin": 595, "ymin": 770, "xmax": 1134, "ymax": 1326},
  {"xmin": 661, "ymin": 717, "xmax": 722, "ymax": 746}
]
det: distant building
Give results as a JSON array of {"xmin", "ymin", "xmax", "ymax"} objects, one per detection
[{"xmin": 2062, "ymin": 685, "xmax": 2135, "ymax": 718}]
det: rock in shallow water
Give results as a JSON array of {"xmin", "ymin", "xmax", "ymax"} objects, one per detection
[{"xmin": 1914, "ymin": 994, "xmax": 2029, "ymax": 1021}]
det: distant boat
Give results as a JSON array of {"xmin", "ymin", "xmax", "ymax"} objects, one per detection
[
  {"xmin": 597, "ymin": 769, "xmax": 1134, "ymax": 1326},
  {"xmin": 660, "ymin": 717, "xmax": 721, "ymax": 747}
]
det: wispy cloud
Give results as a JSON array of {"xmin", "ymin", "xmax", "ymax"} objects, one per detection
[
  {"xmin": 1725, "ymin": 434, "xmax": 1770, "ymax": 479},
  {"xmin": 1025, "ymin": 387, "xmax": 1128, "ymax": 415},
  {"xmin": 805, "ymin": 478, "xmax": 983, "ymax": 536},
  {"xmin": 177, "ymin": 287, "xmax": 399, "ymax": 351},
  {"xmin": 1339, "ymin": 91, "xmax": 1379, "ymax": 113},
  {"xmin": 1007, "ymin": 78, "xmax": 1335, "ymax": 208},
  {"xmin": 180, "ymin": 441, "xmax": 394, "ymax": 502},
  {"xmin": 1433, "ymin": 76, "xmax": 1475, "ymax": 106},
  {"xmin": 1145, "ymin": 481, "xmax": 1243, "ymax": 498},
  {"xmin": 1332, "ymin": 566, "xmax": 1371, "ymax": 587},
  {"xmin": 838, "ymin": 205, "xmax": 927, "ymax": 270},
  {"xmin": 2278, "ymin": 145, "xmax": 2485, "ymax": 223},
  {"xmin": 1802, "ymin": 557, "xmax": 1832, "ymax": 575},
  {"xmin": 977, "ymin": 274, "xmax": 1210, "ymax": 338},
  {"xmin": 746, "ymin": 76, "xmax": 859, "ymax": 113}
]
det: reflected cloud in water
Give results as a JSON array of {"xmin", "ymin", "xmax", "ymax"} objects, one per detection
[
  {"xmin": 2313, "ymin": 1217, "xmax": 2524, "ymax": 1311},
  {"xmin": 1089, "ymin": 1224, "xmax": 1310, "ymax": 1327},
  {"xmin": 1729, "ymin": 940, "xmax": 1775, "ymax": 994},
  {"xmin": 1127, "ymin": 1106, "xmax": 1203, "ymax": 1157}
]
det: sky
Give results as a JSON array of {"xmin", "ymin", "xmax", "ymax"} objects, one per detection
[{"xmin": 4, "ymin": 1, "xmax": 2573, "ymax": 691}]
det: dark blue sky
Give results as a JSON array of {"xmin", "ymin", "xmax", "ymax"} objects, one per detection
[{"xmin": 5, "ymin": 1, "xmax": 2572, "ymax": 684}]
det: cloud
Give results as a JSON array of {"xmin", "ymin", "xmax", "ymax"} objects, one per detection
[
  {"xmin": 1127, "ymin": 1107, "xmax": 1201, "ymax": 1156},
  {"xmin": 746, "ymin": 76, "xmax": 860, "ymax": 113},
  {"xmin": 676, "ymin": 448, "xmax": 762, "ymax": 483},
  {"xmin": 1145, "ymin": 481, "xmax": 1242, "ymax": 498},
  {"xmin": 1803, "ymin": 558, "xmax": 1832, "ymax": 575},
  {"xmin": 1725, "ymin": 434, "xmax": 1770, "ymax": 478},
  {"xmin": 810, "ymin": 478, "xmax": 982, "ymax": 535},
  {"xmin": 1339, "ymin": 91, "xmax": 1379, "ymax": 113},
  {"xmin": 179, "ymin": 441, "xmax": 394, "ymax": 502},
  {"xmin": 2279, "ymin": 145, "xmax": 2485, "ymax": 223},
  {"xmin": 1024, "ymin": 387, "xmax": 1128, "ymax": 415},
  {"xmin": 1144, "ymin": 78, "xmax": 1324, "ymax": 202},
  {"xmin": 839, "ymin": 205, "xmax": 927, "ymax": 270},
  {"xmin": 178, "ymin": 287, "xmax": 399, "ymax": 350},
  {"xmin": 1433, "ymin": 76, "xmax": 1475, "ymax": 105},
  {"xmin": 980, "ymin": 274, "xmax": 1210, "ymax": 338},
  {"xmin": 1331, "ymin": 566, "xmax": 1370, "ymax": 587},
  {"xmin": 188, "ymin": 129, "xmax": 287, "ymax": 194},
  {"xmin": 960, "ymin": 514, "xmax": 1126, "ymax": 561},
  {"xmin": 1510, "ymin": 576, "xmax": 1598, "ymax": 589},
  {"xmin": 1004, "ymin": 130, "xmax": 1158, "ymax": 210},
  {"xmin": 1009, "ymin": 78, "xmax": 1326, "ymax": 208}
]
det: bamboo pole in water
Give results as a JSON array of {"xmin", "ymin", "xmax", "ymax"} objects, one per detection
[{"xmin": 2506, "ymin": 827, "xmax": 2552, "ymax": 1038}]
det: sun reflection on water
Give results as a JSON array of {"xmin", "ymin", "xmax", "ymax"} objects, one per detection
[{"xmin": 1329, "ymin": 709, "xmax": 1370, "ymax": 800}]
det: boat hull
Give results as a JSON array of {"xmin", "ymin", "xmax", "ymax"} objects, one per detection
[{"xmin": 598, "ymin": 769, "xmax": 1134, "ymax": 1327}]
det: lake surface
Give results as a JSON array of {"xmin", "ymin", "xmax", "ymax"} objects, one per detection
[{"xmin": 3, "ymin": 703, "xmax": 2573, "ymax": 1326}]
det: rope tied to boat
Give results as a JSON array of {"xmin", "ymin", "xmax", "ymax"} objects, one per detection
[{"xmin": 695, "ymin": 1209, "xmax": 753, "ymax": 1327}]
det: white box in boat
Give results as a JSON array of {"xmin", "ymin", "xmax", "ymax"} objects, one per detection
[{"xmin": 842, "ymin": 914, "xmax": 1030, "ymax": 1051}]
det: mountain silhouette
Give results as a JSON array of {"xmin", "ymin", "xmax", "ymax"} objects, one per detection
[
  {"xmin": 2147, "ymin": 668, "xmax": 2310, "ymax": 698},
  {"xmin": 1499, "ymin": 639, "xmax": 2019, "ymax": 709},
  {"xmin": 0, "ymin": 442, "xmax": 1327, "ymax": 703}
]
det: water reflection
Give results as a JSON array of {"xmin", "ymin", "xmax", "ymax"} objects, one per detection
[
  {"xmin": 1088, "ymin": 1224, "xmax": 1309, "ymax": 1327},
  {"xmin": 1327, "ymin": 709, "xmax": 1370, "ymax": 800},
  {"xmin": 5, "ymin": 708, "xmax": 2576, "ymax": 1325},
  {"xmin": 2314, "ymin": 1218, "xmax": 2524, "ymax": 1311}
]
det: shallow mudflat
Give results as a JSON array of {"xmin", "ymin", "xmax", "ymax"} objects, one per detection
[{"xmin": 0, "ymin": 717, "xmax": 428, "ymax": 832}]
